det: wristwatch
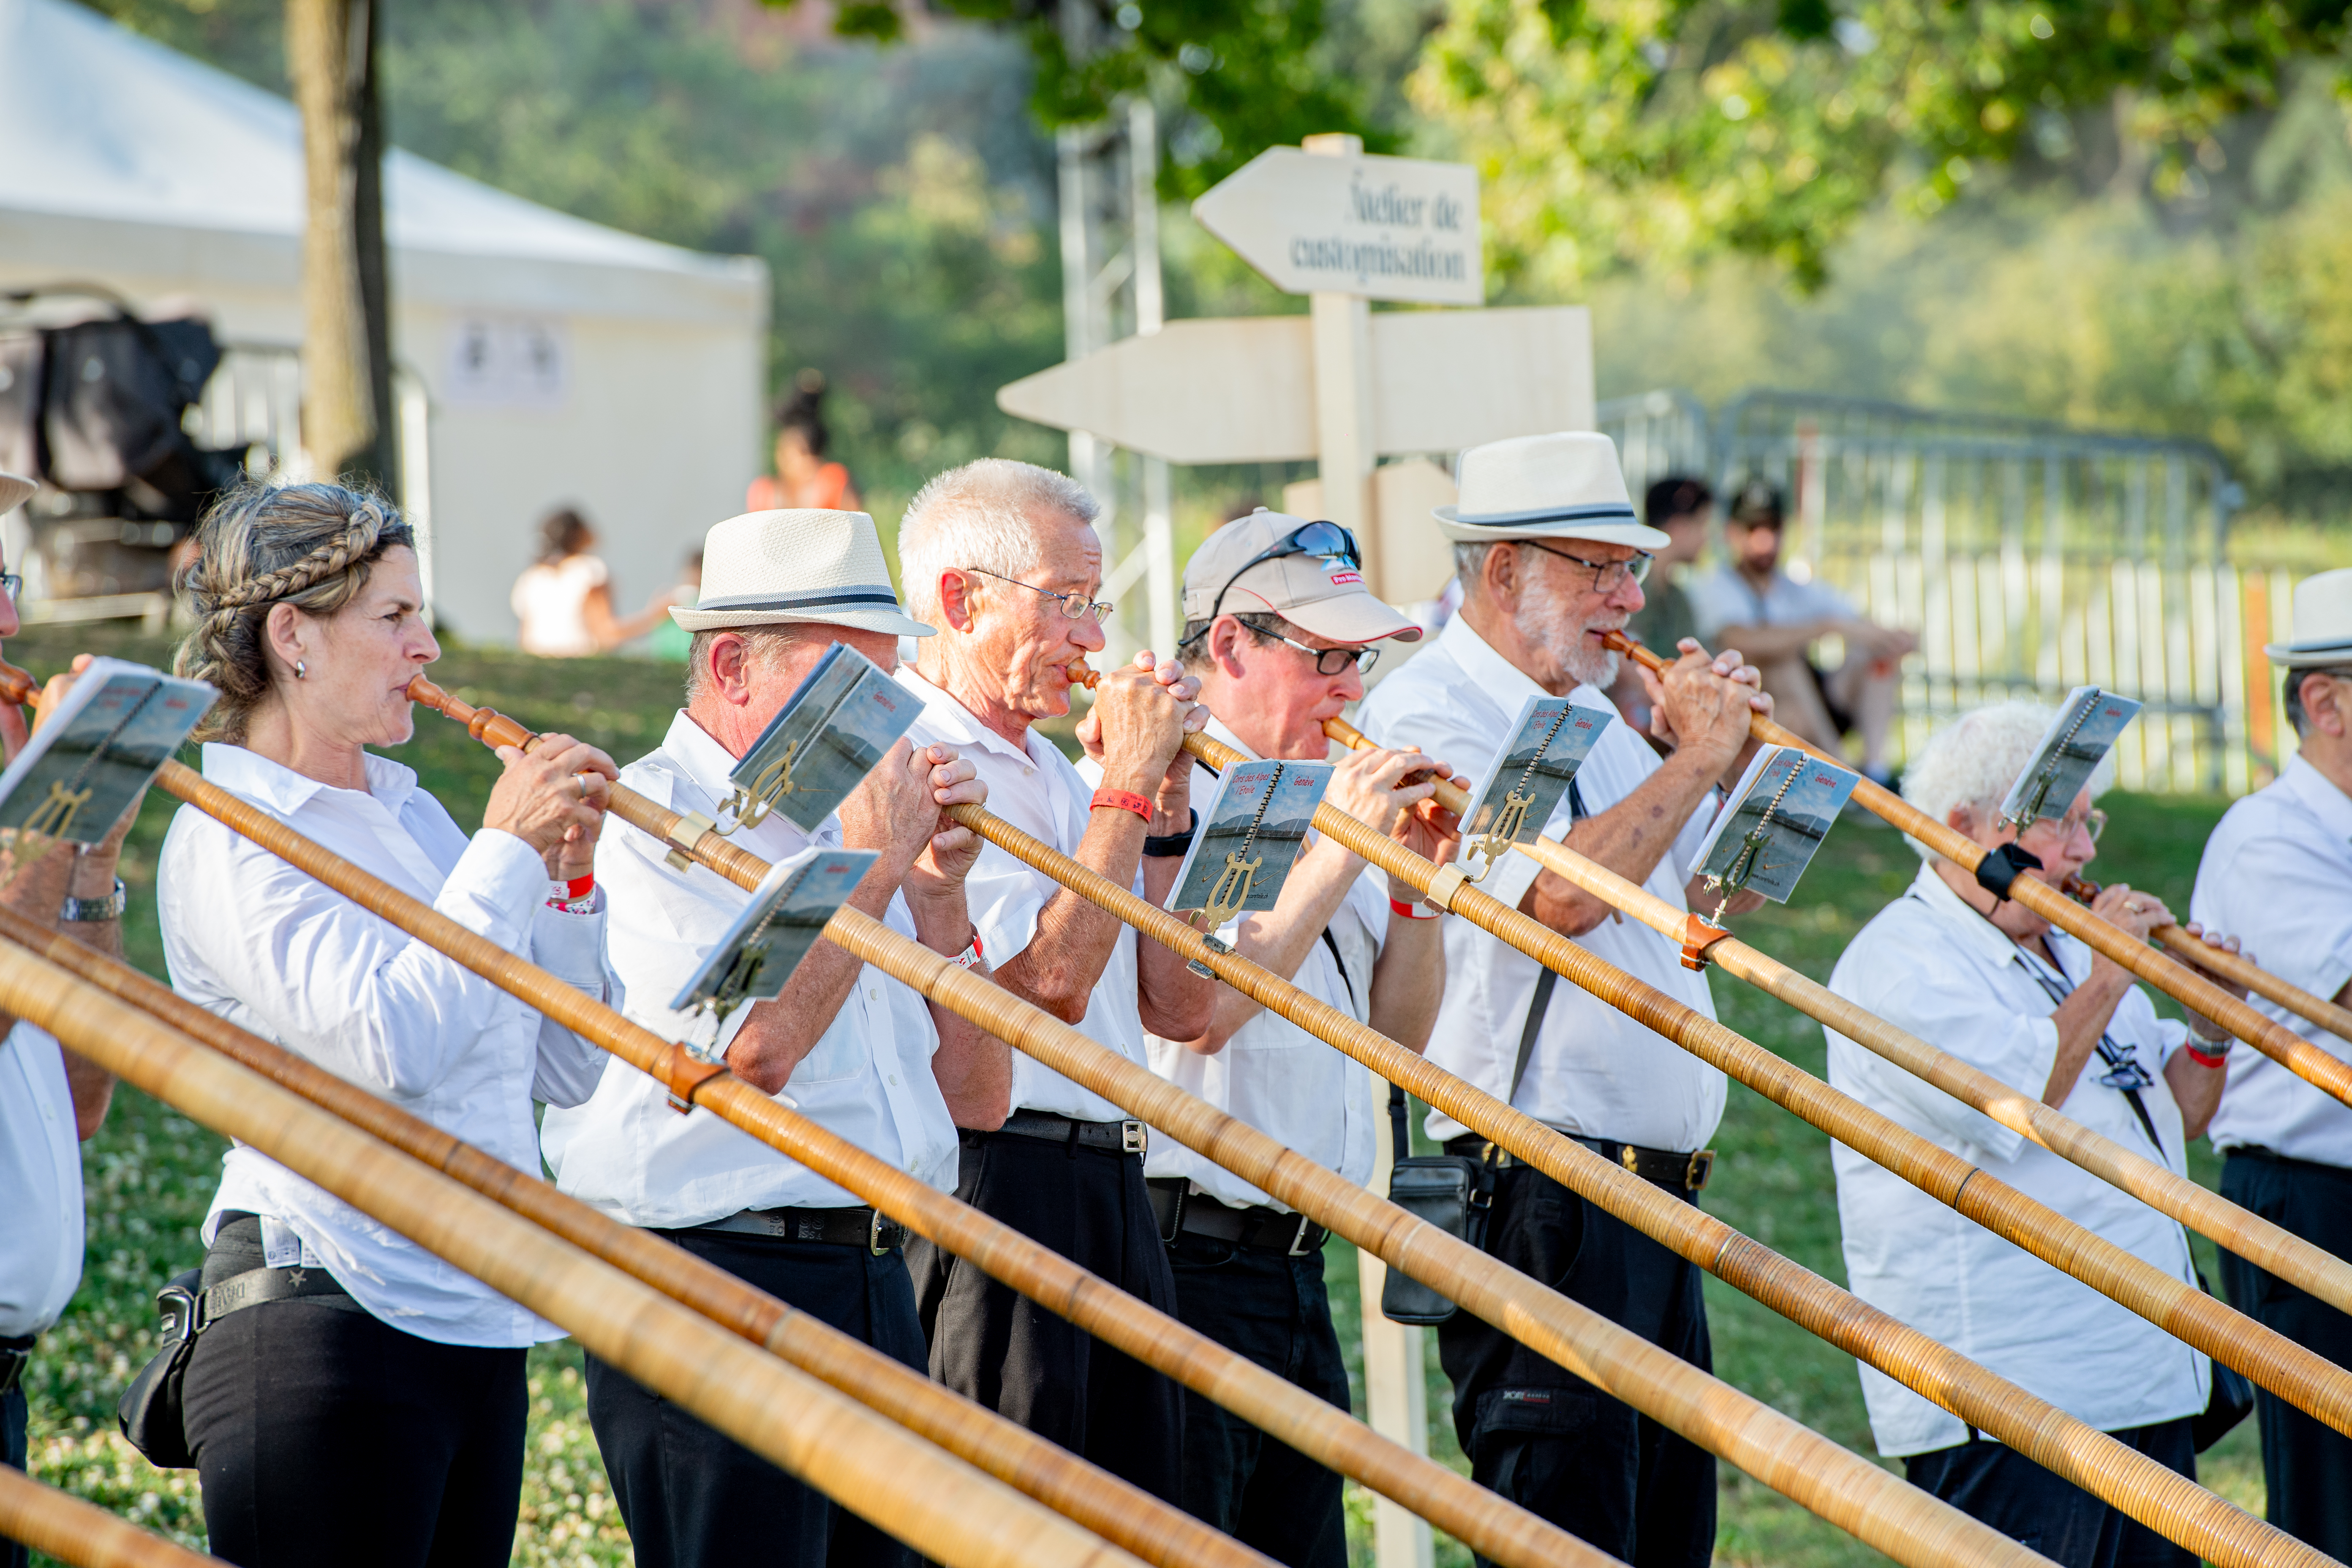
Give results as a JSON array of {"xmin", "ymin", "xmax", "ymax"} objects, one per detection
[{"xmin": 62, "ymin": 877, "xmax": 127, "ymax": 923}]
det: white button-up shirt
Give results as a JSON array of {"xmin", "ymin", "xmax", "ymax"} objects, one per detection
[
  {"xmin": 159, "ymin": 743, "xmax": 614, "ymax": 1348},
  {"xmin": 0, "ymin": 1023, "xmax": 83, "ymax": 1339},
  {"xmin": 1827, "ymin": 863, "xmax": 2206, "ymax": 1455},
  {"xmin": 1357, "ymin": 613, "xmax": 1727, "ymax": 1149},
  {"xmin": 896, "ymin": 666, "xmax": 1149, "ymax": 1122},
  {"xmin": 2192, "ymin": 755, "xmax": 2352, "ymax": 1167},
  {"xmin": 1142, "ymin": 719, "xmax": 1386, "ymax": 1209},
  {"xmin": 540, "ymin": 711, "xmax": 961, "ymax": 1224}
]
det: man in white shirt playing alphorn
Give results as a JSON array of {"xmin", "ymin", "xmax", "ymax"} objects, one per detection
[{"xmin": 541, "ymin": 508, "xmax": 1005, "ymax": 1568}]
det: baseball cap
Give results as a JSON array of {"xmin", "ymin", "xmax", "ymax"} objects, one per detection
[{"xmin": 1181, "ymin": 509, "xmax": 1422, "ymax": 646}]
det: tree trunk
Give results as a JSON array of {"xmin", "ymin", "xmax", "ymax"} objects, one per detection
[{"xmin": 287, "ymin": 0, "xmax": 396, "ymax": 495}]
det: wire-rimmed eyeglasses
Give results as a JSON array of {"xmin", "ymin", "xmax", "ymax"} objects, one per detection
[
  {"xmin": 1522, "ymin": 541, "xmax": 1653, "ymax": 594},
  {"xmin": 2024, "ymin": 806, "xmax": 2107, "ymax": 846},
  {"xmin": 962, "ymin": 566, "xmax": 1113, "ymax": 625}
]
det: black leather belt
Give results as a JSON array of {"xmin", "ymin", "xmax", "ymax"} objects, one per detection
[
  {"xmin": 696, "ymin": 1205, "xmax": 909, "ymax": 1254},
  {"xmin": 0, "ymin": 1332, "xmax": 33, "ymax": 1399},
  {"xmin": 1447, "ymin": 1133, "xmax": 1714, "ymax": 1193},
  {"xmin": 1148, "ymin": 1179, "xmax": 1328, "ymax": 1257},
  {"xmin": 994, "ymin": 1109, "xmax": 1148, "ymax": 1155}
]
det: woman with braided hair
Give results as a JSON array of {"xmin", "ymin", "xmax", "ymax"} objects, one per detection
[{"xmin": 156, "ymin": 479, "xmax": 623, "ymax": 1568}]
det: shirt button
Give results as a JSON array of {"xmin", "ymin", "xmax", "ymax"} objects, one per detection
[{"xmin": 888, "ymin": 1074, "xmax": 898, "ymax": 1086}]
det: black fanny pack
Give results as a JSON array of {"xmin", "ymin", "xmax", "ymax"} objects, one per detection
[
  {"xmin": 1380, "ymin": 968, "xmax": 1561, "ymax": 1326},
  {"xmin": 117, "ymin": 1215, "xmax": 358, "ymax": 1468}
]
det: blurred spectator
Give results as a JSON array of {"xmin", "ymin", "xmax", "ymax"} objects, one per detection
[
  {"xmin": 510, "ymin": 507, "xmax": 674, "ymax": 656},
  {"xmin": 644, "ymin": 551, "xmax": 702, "ymax": 663},
  {"xmin": 1606, "ymin": 475, "xmax": 1712, "ymax": 742},
  {"xmin": 746, "ymin": 369, "xmax": 860, "ymax": 513},
  {"xmin": 1689, "ymin": 480, "xmax": 1916, "ymax": 783}
]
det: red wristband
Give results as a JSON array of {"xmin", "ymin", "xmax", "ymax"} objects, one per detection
[
  {"xmin": 564, "ymin": 873, "xmax": 595, "ymax": 901},
  {"xmin": 2184, "ymin": 1042, "xmax": 2230, "ymax": 1070},
  {"xmin": 1389, "ymin": 896, "xmax": 1439, "ymax": 920},
  {"xmin": 1090, "ymin": 786, "xmax": 1152, "ymax": 823}
]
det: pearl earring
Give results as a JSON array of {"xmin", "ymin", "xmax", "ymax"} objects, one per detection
[{"xmin": 295, "ymin": 660, "xmax": 307, "ymax": 680}]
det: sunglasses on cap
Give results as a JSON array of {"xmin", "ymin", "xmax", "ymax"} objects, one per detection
[{"xmin": 1208, "ymin": 520, "xmax": 1362, "ymax": 625}]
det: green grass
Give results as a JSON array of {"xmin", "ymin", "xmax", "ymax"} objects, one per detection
[{"xmin": 8, "ymin": 626, "xmax": 2264, "ymax": 1565}]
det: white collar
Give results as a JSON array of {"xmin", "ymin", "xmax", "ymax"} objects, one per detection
[
  {"xmin": 200, "ymin": 741, "xmax": 418, "ymax": 817},
  {"xmin": 2279, "ymin": 754, "xmax": 2352, "ymax": 845},
  {"xmin": 1434, "ymin": 612, "xmax": 1550, "ymax": 710},
  {"xmin": 655, "ymin": 710, "xmax": 748, "ymax": 803},
  {"xmin": 895, "ymin": 665, "xmax": 1062, "ymax": 771},
  {"xmin": 1904, "ymin": 859, "xmax": 2087, "ymax": 979}
]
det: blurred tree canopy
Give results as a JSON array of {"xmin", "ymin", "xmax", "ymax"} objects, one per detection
[{"xmin": 1417, "ymin": 0, "xmax": 2352, "ymax": 291}]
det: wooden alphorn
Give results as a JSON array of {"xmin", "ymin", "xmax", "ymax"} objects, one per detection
[
  {"xmin": 2059, "ymin": 873, "xmax": 2352, "ymax": 1049},
  {"xmin": 0, "ymin": 904, "xmax": 1271, "ymax": 1568},
  {"xmin": 0, "ymin": 938, "xmax": 1149, "ymax": 1568},
  {"xmin": 1322, "ymin": 710, "xmax": 2352, "ymax": 1323},
  {"xmin": 407, "ymin": 674, "xmax": 2325, "ymax": 1568},
  {"xmin": 0, "ymin": 1465, "xmax": 224, "ymax": 1568},
  {"xmin": 1601, "ymin": 628, "xmax": 2352, "ymax": 1102},
  {"xmin": 384, "ymin": 686, "xmax": 2061, "ymax": 1568},
  {"xmin": 150, "ymin": 745, "xmax": 1617, "ymax": 1568}
]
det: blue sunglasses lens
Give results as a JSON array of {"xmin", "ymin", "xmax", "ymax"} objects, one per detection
[{"xmin": 1292, "ymin": 522, "xmax": 1357, "ymax": 565}]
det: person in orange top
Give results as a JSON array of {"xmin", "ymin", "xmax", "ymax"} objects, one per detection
[{"xmin": 745, "ymin": 370, "xmax": 861, "ymax": 514}]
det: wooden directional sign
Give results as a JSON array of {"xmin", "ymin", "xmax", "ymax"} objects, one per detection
[
  {"xmin": 995, "ymin": 305, "xmax": 1591, "ymax": 466},
  {"xmin": 1192, "ymin": 148, "xmax": 1483, "ymax": 306}
]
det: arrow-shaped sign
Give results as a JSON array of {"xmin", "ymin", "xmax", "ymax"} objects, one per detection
[
  {"xmin": 995, "ymin": 306, "xmax": 1591, "ymax": 466},
  {"xmin": 1192, "ymin": 148, "xmax": 1484, "ymax": 307}
]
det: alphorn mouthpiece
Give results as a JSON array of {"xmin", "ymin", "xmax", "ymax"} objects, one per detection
[
  {"xmin": 1597, "ymin": 628, "xmax": 1665, "ymax": 671},
  {"xmin": 403, "ymin": 674, "xmax": 536, "ymax": 751},
  {"xmin": 0, "ymin": 659, "xmax": 38, "ymax": 708},
  {"xmin": 1067, "ymin": 658, "xmax": 1101, "ymax": 691}
]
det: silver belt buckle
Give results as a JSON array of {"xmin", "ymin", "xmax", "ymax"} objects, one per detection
[
  {"xmin": 1287, "ymin": 1217, "xmax": 1317, "ymax": 1258},
  {"xmin": 868, "ymin": 1209, "xmax": 890, "ymax": 1256},
  {"xmin": 1121, "ymin": 1120, "xmax": 1147, "ymax": 1154}
]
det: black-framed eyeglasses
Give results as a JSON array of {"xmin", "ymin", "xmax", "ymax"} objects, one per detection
[
  {"xmin": 1207, "ymin": 520, "xmax": 1362, "ymax": 624},
  {"xmin": 1236, "ymin": 615, "xmax": 1380, "ymax": 677},
  {"xmin": 1522, "ymin": 540, "xmax": 1653, "ymax": 593},
  {"xmin": 0, "ymin": 574, "xmax": 20, "ymax": 606},
  {"xmin": 962, "ymin": 566, "xmax": 1113, "ymax": 625}
]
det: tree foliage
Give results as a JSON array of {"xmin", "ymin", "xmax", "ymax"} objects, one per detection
[{"xmin": 1416, "ymin": 0, "xmax": 2352, "ymax": 291}]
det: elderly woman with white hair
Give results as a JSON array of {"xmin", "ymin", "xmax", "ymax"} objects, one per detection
[{"xmin": 1825, "ymin": 701, "xmax": 2247, "ymax": 1568}]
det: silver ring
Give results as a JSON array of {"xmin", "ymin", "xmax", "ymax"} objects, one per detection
[
  {"xmin": 2127, "ymin": 901, "xmax": 2144, "ymax": 913},
  {"xmin": 574, "ymin": 773, "xmax": 591, "ymax": 802}
]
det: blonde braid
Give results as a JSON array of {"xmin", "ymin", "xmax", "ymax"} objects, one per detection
[{"xmin": 197, "ymin": 501, "xmax": 387, "ymax": 643}]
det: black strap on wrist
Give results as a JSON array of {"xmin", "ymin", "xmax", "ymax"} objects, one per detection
[
  {"xmin": 1974, "ymin": 841, "xmax": 2044, "ymax": 902},
  {"xmin": 1143, "ymin": 808, "xmax": 1198, "ymax": 858}
]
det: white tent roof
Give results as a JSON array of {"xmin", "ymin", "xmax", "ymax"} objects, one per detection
[{"xmin": 0, "ymin": 0, "xmax": 765, "ymax": 322}]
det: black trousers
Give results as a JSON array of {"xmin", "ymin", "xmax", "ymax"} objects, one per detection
[
  {"xmin": 1165, "ymin": 1232, "xmax": 1352, "ymax": 1568},
  {"xmin": 4, "ymin": 1375, "xmax": 26, "ymax": 1568},
  {"xmin": 182, "ymin": 1229, "xmax": 527, "ymax": 1568},
  {"xmin": 585, "ymin": 1227, "xmax": 926, "ymax": 1568},
  {"xmin": 1906, "ymin": 1419, "xmax": 2197, "ymax": 1568},
  {"xmin": 2219, "ymin": 1149, "xmax": 2352, "ymax": 1558},
  {"xmin": 907, "ymin": 1128, "xmax": 1184, "ymax": 1503},
  {"xmin": 1435, "ymin": 1157, "xmax": 1715, "ymax": 1568}
]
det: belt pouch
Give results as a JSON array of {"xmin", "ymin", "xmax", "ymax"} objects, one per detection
[
  {"xmin": 1380, "ymin": 1153, "xmax": 1496, "ymax": 1326},
  {"xmin": 117, "ymin": 1267, "xmax": 204, "ymax": 1469}
]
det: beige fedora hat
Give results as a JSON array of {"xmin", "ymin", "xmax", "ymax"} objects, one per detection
[
  {"xmin": 0, "ymin": 471, "xmax": 32, "ymax": 516},
  {"xmin": 1182, "ymin": 508, "xmax": 1421, "ymax": 645},
  {"xmin": 2265, "ymin": 567, "xmax": 2352, "ymax": 667},
  {"xmin": 1435, "ymin": 432, "xmax": 1670, "ymax": 550},
  {"xmin": 671, "ymin": 509, "xmax": 934, "ymax": 638}
]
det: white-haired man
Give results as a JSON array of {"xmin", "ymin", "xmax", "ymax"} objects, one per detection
[
  {"xmin": 1356, "ymin": 431, "xmax": 1771, "ymax": 1566},
  {"xmin": 1829, "ymin": 702, "xmax": 2246, "ymax": 1568},
  {"xmin": 541, "ymin": 509, "xmax": 1007, "ymax": 1568},
  {"xmin": 1151, "ymin": 509, "xmax": 1462, "ymax": 1565},
  {"xmin": 2192, "ymin": 567, "xmax": 2352, "ymax": 1557},
  {"xmin": 893, "ymin": 458, "xmax": 1215, "ymax": 1503}
]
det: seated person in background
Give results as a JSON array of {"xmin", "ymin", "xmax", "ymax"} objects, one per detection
[
  {"xmin": 1688, "ymin": 480, "xmax": 1915, "ymax": 783},
  {"xmin": 1606, "ymin": 474, "xmax": 1712, "ymax": 743},
  {"xmin": 1825, "ymin": 701, "xmax": 2249, "ymax": 1568}
]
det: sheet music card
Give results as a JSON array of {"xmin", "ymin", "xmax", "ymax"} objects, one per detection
[
  {"xmin": 669, "ymin": 846, "xmax": 878, "ymax": 1038},
  {"xmin": 1685, "ymin": 745, "xmax": 1859, "ymax": 908},
  {"xmin": 1460, "ymin": 697, "xmax": 1611, "ymax": 877},
  {"xmin": 1998, "ymin": 687, "xmax": 2140, "ymax": 827},
  {"xmin": 0, "ymin": 658, "xmax": 214, "ymax": 844},
  {"xmin": 726, "ymin": 643, "xmax": 921, "ymax": 834},
  {"xmin": 1165, "ymin": 759, "xmax": 1333, "ymax": 933}
]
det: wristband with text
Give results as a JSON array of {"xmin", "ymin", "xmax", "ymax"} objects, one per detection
[
  {"xmin": 547, "ymin": 874, "xmax": 596, "ymax": 913},
  {"xmin": 1389, "ymin": 896, "xmax": 1440, "ymax": 921},
  {"xmin": 1090, "ymin": 786, "xmax": 1152, "ymax": 823},
  {"xmin": 950, "ymin": 932, "xmax": 985, "ymax": 971}
]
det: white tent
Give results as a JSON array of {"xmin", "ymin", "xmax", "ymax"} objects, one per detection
[{"xmin": 0, "ymin": 0, "xmax": 769, "ymax": 643}]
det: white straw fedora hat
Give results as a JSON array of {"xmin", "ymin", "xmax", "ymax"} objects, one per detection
[
  {"xmin": 0, "ymin": 471, "xmax": 32, "ymax": 516},
  {"xmin": 671, "ymin": 509, "xmax": 935, "ymax": 638},
  {"xmin": 2265, "ymin": 567, "xmax": 2352, "ymax": 667},
  {"xmin": 1435, "ymin": 432, "xmax": 1670, "ymax": 550}
]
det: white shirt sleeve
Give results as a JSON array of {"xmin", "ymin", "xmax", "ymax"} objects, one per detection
[
  {"xmin": 525, "ymin": 893, "xmax": 618, "ymax": 1108},
  {"xmin": 175, "ymin": 825, "xmax": 550, "ymax": 1101}
]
